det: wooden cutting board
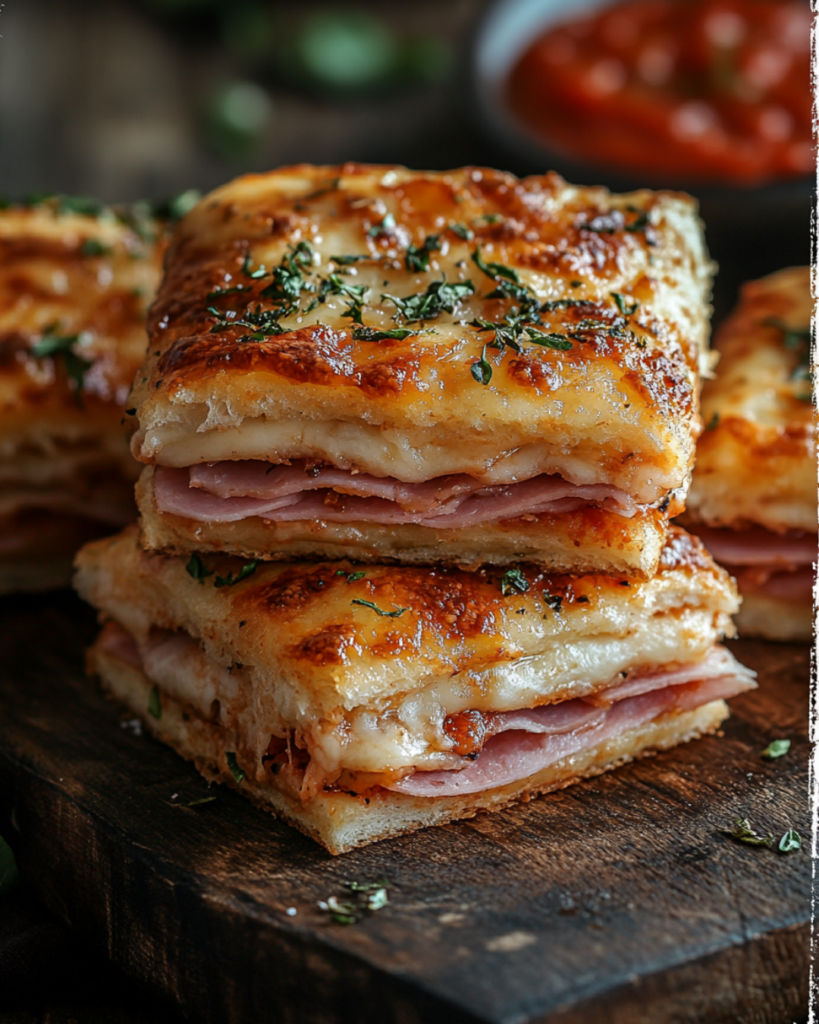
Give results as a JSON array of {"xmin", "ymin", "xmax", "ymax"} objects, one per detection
[{"xmin": 0, "ymin": 591, "xmax": 811, "ymax": 1024}]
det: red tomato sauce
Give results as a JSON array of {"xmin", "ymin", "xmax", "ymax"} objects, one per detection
[{"xmin": 507, "ymin": 0, "xmax": 812, "ymax": 184}]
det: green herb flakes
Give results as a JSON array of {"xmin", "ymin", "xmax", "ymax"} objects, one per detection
[
  {"xmin": 214, "ymin": 560, "xmax": 259, "ymax": 588},
  {"xmin": 471, "ymin": 344, "xmax": 493, "ymax": 385},
  {"xmin": 724, "ymin": 818, "xmax": 773, "ymax": 847},
  {"xmin": 330, "ymin": 254, "xmax": 369, "ymax": 266},
  {"xmin": 611, "ymin": 292, "xmax": 639, "ymax": 316},
  {"xmin": 352, "ymin": 326, "xmax": 415, "ymax": 342},
  {"xmin": 185, "ymin": 796, "xmax": 217, "ymax": 809},
  {"xmin": 525, "ymin": 329, "xmax": 574, "ymax": 351},
  {"xmin": 405, "ymin": 234, "xmax": 441, "ymax": 273},
  {"xmin": 384, "ymin": 278, "xmax": 473, "ymax": 323},
  {"xmin": 148, "ymin": 685, "xmax": 162, "ymax": 720},
  {"xmin": 319, "ymin": 879, "xmax": 391, "ymax": 924},
  {"xmin": 761, "ymin": 739, "xmax": 791, "ymax": 760},
  {"xmin": 336, "ymin": 569, "xmax": 366, "ymax": 583},
  {"xmin": 705, "ymin": 412, "xmax": 720, "ymax": 431},
  {"xmin": 449, "ymin": 223, "xmax": 474, "ymax": 241},
  {"xmin": 31, "ymin": 331, "xmax": 93, "ymax": 402},
  {"xmin": 226, "ymin": 752, "xmax": 245, "ymax": 785},
  {"xmin": 80, "ymin": 239, "xmax": 110, "ymax": 258},
  {"xmin": 778, "ymin": 829, "xmax": 801, "ymax": 853},
  {"xmin": 186, "ymin": 552, "xmax": 214, "ymax": 584},
  {"xmin": 352, "ymin": 599, "xmax": 408, "ymax": 618},
  {"xmin": 500, "ymin": 569, "xmax": 529, "ymax": 596},
  {"xmin": 367, "ymin": 212, "xmax": 395, "ymax": 238}
]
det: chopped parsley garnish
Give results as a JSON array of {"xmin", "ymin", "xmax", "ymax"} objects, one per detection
[
  {"xmin": 58, "ymin": 195, "xmax": 106, "ymax": 218},
  {"xmin": 761, "ymin": 738, "xmax": 791, "ymax": 760},
  {"xmin": 500, "ymin": 568, "xmax": 529, "ymax": 596},
  {"xmin": 384, "ymin": 278, "xmax": 474, "ymax": 323},
  {"xmin": 724, "ymin": 817, "xmax": 773, "ymax": 846},
  {"xmin": 352, "ymin": 326, "xmax": 416, "ymax": 342},
  {"xmin": 318, "ymin": 879, "xmax": 391, "ymax": 924},
  {"xmin": 80, "ymin": 239, "xmax": 110, "ymax": 258},
  {"xmin": 543, "ymin": 594, "xmax": 563, "ymax": 613},
  {"xmin": 330, "ymin": 254, "xmax": 369, "ymax": 266},
  {"xmin": 241, "ymin": 253, "xmax": 269, "ymax": 279},
  {"xmin": 449, "ymin": 223, "xmax": 474, "ymax": 241},
  {"xmin": 31, "ymin": 331, "xmax": 93, "ymax": 404},
  {"xmin": 763, "ymin": 317, "xmax": 811, "ymax": 352},
  {"xmin": 148, "ymin": 685, "xmax": 162, "ymax": 720},
  {"xmin": 185, "ymin": 552, "xmax": 214, "ymax": 584},
  {"xmin": 304, "ymin": 274, "xmax": 369, "ymax": 320},
  {"xmin": 405, "ymin": 234, "xmax": 441, "ymax": 273},
  {"xmin": 335, "ymin": 569, "xmax": 366, "ymax": 583},
  {"xmin": 705, "ymin": 411, "xmax": 720, "ymax": 431},
  {"xmin": 214, "ymin": 560, "xmax": 259, "ymax": 588},
  {"xmin": 226, "ymin": 752, "xmax": 245, "ymax": 785},
  {"xmin": 208, "ymin": 305, "xmax": 287, "ymax": 342},
  {"xmin": 525, "ymin": 329, "xmax": 574, "ymax": 351},
  {"xmin": 260, "ymin": 241, "xmax": 315, "ymax": 304},
  {"xmin": 611, "ymin": 292, "xmax": 639, "ymax": 316},
  {"xmin": 352, "ymin": 599, "xmax": 408, "ymax": 618},
  {"xmin": 367, "ymin": 212, "xmax": 395, "ymax": 238},
  {"xmin": 206, "ymin": 284, "xmax": 250, "ymax": 301},
  {"xmin": 778, "ymin": 829, "xmax": 801, "ymax": 853},
  {"xmin": 471, "ymin": 344, "xmax": 493, "ymax": 385},
  {"xmin": 540, "ymin": 299, "xmax": 593, "ymax": 311}
]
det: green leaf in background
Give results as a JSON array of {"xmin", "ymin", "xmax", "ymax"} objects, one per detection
[
  {"xmin": 205, "ymin": 81, "xmax": 274, "ymax": 160},
  {"xmin": 0, "ymin": 835, "xmax": 19, "ymax": 897},
  {"xmin": 289, "ymin": 10, "xmax": 397, "ymax": 93}
]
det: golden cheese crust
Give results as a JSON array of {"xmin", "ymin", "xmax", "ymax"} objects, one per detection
[
  {"xmin": 684, "ymin": 267, "xmax": 816, "ymax": 532},
  {"xmin": 130, "ymin": 163, "xmax": 713, "ymax": 507},
  {"xmin": 135, "ymin": 463, "xmax": 668, "ymax": 577}
]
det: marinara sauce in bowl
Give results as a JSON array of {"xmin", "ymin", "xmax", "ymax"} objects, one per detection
[{"xmin": 472, "ymin": 0, "xmax": 812, "ymax": 226}]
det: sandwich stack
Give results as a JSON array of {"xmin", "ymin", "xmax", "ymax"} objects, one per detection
[
  {"xmin": 0, "ymin": 196, "xmax": 163, "ymax": 593},
  {"xmin": 681, "ymin": 266, "xmax": 815, "ymax": 641},
  {"xmin": 74, "ymin": 164, "xmax": 755, "ymax": 853}
]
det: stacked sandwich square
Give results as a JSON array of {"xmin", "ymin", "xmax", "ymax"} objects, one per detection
[{"xmin": 75, "ymin": 164, "xmax": 755, "ymax": 852}]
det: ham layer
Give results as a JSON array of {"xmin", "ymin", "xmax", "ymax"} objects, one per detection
[
  {"xmin": 99, "ymin": 618, "xmax": 755, "ymax": 798},
  {"xmin": 691, "ymin": 525, "xmax": 816, "ymax": 602},
  {"xmin": 389, "ymin": 649, "xmax": 755, "ymax": 797},
  {"xmin": 153, "ymin": 460, "xmax": 638, "ymax": 528}
]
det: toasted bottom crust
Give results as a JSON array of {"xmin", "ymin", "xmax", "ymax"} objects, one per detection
[
  {"xmin": 90, "ymin": 644, "xmax": 730, "ymax": 855},
  {"xmin": 735, "ymin": 592, "xmax": 813, "ymax": 642},
  {"xmin": 136, "ymin": 468, "xmax": 666, "ymax": 578}
]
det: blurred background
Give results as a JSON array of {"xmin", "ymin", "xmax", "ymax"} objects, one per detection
[{"xmin": 0, "ymin": 0, "xmax": 812, "ymax": 311}]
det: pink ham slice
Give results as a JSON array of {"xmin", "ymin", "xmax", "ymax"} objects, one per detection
[
  {"xmin": 388, "ymin": 648, "xmax": 756, "ymax": 798},
  {"xmin": 154, "ymin": 461, "xmax": 637, "ymax": 527},
  {"xmin": 691, "ymin": 525, "xmax": 817, "ymax": 567}
]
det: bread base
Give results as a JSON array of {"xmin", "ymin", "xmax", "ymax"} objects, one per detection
[{"xmin": 89, "ymin": 644, "xmax": 730, "ymax": 855}]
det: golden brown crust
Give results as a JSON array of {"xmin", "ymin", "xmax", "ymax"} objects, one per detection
[
  {"xmin": 685, "ymin": 267, "xmax": 816, "ymax": 532},
  {"xmin": 130, "ymin": 164, "xmax": 713, "ymax": 507}
]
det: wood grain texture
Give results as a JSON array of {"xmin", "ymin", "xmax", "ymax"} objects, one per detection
[{"xmin": 0, "ymin": 592, "xmax": 811, "ymax": 1024}]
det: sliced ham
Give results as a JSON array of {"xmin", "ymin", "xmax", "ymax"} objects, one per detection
[
  {"xmin": 692, "ymin": 525, "xmax": 817, "ymax": 567},
  {"xmin": 155, "ymin": 461, "xmax": 638, "ymax": 528},
  {"xmin": 733, "ymin": 565, "xmax": 815, "ymax": 601},
  {"xmin": 388, "ymin": 648, "xmax": 755, "ymax": 797}
]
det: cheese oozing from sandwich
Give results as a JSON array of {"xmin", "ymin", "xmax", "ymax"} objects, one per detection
[
  {"xmin": 130, "ymin": 163, "xmax": 714, "ymax": 577},
  {"xmin": 75, "ymin": 524, "xmax": 752, "ymax": 853},
  {"xmin": 0, "ymin": 197, "xmax": 163, "ymax": 592},
  {"xmin": 681, "ymin": 266, "xmax": 815, "ymax": 640}
]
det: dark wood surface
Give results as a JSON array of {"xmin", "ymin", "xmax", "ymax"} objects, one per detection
[{"xmin": 0, "ymin": 591, "xmax": 811, "ymax": 1024}]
